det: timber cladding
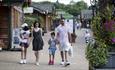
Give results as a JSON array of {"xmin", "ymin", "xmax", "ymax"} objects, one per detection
[{"xmin": 0, "ymin": 6, "xmax": 10, "ymax": 49}]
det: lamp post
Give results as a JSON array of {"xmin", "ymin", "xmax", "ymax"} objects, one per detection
[
  {"xmin": 90, "ymin": 0, "xmax": 98, "ymax": 17},
  {"xmin": 45, "ymin": 10, "xmax": 49, "ymax": 33}
]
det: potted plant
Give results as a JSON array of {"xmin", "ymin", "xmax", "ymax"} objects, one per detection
[{"xmin": 86, "ymin": 38, "xmax": 108, "ymax": 70}]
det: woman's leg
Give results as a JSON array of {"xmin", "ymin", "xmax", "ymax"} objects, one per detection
[
  {"xmin": 34, "ymin": 51, "xmax": 39, "ymax": 65},
  {"xmin": 34, "ymin": 51, "xmax": 39, "ymax": 62}
]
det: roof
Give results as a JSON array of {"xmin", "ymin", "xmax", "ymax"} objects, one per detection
[
  {"xmin": 56, "ymin": 9, "xmax": 73, "ymax": 19},
  {"xmin": 31, "ymin": 2, "xmax": 55, "ymax": 14}
]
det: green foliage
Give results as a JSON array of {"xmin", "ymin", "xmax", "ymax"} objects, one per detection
[
  {"xmin": 86, "ymin": 39, "xmax": 108, "ymax": 67},
  {"xmin": 91, "ymin": 14, "xmax": 101, "ymax": 38},
  {"xmin": 22, "ymin": 2, "xmax": 29, "ymax": 8},
  {"xmin": 55, "ymin": 3, "xmax": 65, "ymax": 10},
  {"xmin": 55, "ymin": 1, "xmax": 88, "ymax": 16},
  {"xmin": 86, "ymin": 4, "xmax": 114, "ymax": 69},
  {"xmin": 91, "ymin": 14, "xmax": 110, "ymax": 44},
  {"xmin": 24, "ymin": 14, "xmax": 44, "ymax": 27},
  {"xmin": 91, "ymin": 4, "xmax": 115, "ymax": 46}
]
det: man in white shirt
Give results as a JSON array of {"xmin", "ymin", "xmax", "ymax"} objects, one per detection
[{"xmin": 56, "ymin": 19, "xmax": 72, "ymax": 66}]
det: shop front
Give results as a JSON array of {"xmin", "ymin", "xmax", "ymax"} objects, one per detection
[{"xmin": 0, "ymin": 6, "xmax": 11, "ymax": 50}]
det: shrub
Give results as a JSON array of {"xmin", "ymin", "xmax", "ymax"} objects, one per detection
[{"xmin": 86, "ymin": 39, "xmax": 108, "ymax": 68}]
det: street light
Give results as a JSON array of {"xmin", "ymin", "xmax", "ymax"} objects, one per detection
[
  {"xmin": 45, "ymin": 10, "xmax": 49, "ymax": 33},
  {"xmin": 90, "ymin": 0, "xmax": 98, "ymax": 17},
  {"xmin": 90, "ymin": 0, "xmax": 95, "ymax": 17}
]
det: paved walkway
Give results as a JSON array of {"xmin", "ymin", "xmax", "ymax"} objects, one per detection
[{"xmin": 0, "ymin": 29, "xmax": 89, "ymax": 70}]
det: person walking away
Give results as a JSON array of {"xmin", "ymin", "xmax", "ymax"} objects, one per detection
[
  {"xmin": 48, "ymin": 32, "xmax": 57, "ymax": 65},
  {"xmin": 32, "ymin": 21, "xmax": 44, "ymax": 65},
  {"xmin": 85, "ymin": 30, "xmax": 91, "ymax": 43},
  {"xmin": 76, "ymin": 22, "xmax": 80, "ymax": 29},
  {"xmin": 20, "ymin": 23, "xmax": 30, "ymax": 64},
  {"xmin": 56, "ymin": 18, "xmax": 72, "ymax": 66},
  {"xmin": 78, "ymin": 21, "xmax": 82, "ymax": 29}
]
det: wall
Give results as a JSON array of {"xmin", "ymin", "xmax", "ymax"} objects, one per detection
[
  {"xmin": 0, "ymin": 6, "xmax": 10, "ymax": 49},
  {"xmin": 11, "ymin": 6, "xmax": 23, "ymax": 49}
]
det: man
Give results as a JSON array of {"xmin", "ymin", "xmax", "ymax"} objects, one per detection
[{"xmin": 56, "ymin": 18, "xmax": 72, "ymax": 66}]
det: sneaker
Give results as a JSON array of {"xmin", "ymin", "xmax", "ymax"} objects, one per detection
[
  {"xmin": 48, "ymin": 60, "xmax": 52, "ymax": 65},
  {"xmin": 51, "ymin": 60, "xmax": 54, "ymax": 65},
  {"xmin": 65, "ymin": 61, "xmax": 70, "ymax": 67},
  {"xmin": 23, "ymin": 59, "xmax": 27, "ymax": 64},
  {"xmin": 60, "ymin": 61, "xmax": 65, "ymax": 65},
  {"xmin": 35, "ymin": 62, "xmax": 39, "ymax": 66},
  {"xmin": 20, "ymin": 60, "xmax": 24, "ymax": 64}
]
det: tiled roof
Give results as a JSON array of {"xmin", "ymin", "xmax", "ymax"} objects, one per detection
[
  {"xmin": 31, "ymin": 2, "xmax": 55, "ymax": 14},
  {"xmin": 56, "ymin": 9, "xmax": 73, "ymax": 19}
]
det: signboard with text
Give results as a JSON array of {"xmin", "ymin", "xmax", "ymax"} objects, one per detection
[{"xmin": 23, "ymin": 7, "xmax": 33, "ymax": 13}]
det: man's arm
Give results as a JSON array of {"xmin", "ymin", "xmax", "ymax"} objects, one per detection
[
  {"xmin": 68, "ymin": 32, "xmax": 72, "ymax": 43},
  {"xmin": 56, "ymin": 32, "xmax": 60, "ymax": 44}
]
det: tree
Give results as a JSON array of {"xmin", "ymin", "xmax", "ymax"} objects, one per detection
[{"xmin": 55, "ymin": 1, "xmax": 88, "ymax": 16}]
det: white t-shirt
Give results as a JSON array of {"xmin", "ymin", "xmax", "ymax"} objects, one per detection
[
  {"xmin": 20, "ymin": 30, "xmax": 30, "ymax": 43},
  {"xmin": 56, "ymin": 24, "xmax": 70, "ymax": 44}
]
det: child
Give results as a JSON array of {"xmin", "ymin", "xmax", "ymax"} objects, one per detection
[
  {"xmin": 48, "ymin": 32, "xmax": 57, "ymax": 65},
  {"xmin": 85, "ymin": 30, "xmax": 91, "ymax": 43},
  {"xmin": 19, "ymin": 23, "xmax": 30, "ymax": 64}
]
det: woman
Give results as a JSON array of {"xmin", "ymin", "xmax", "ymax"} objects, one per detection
[{"xmin": 32, "ymin": 21, "xmax": 44, "ymax": 65}]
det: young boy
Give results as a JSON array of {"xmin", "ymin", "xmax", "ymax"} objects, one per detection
[{"xmin": 48, "ymin": 32, "xmax": 57, "ymax": 65}]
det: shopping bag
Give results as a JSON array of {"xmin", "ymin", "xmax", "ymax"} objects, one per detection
[{"xmin": 68, "ymin": 44, "xmax": 73, "ymax": 57}]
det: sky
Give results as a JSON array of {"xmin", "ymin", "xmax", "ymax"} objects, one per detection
[{"xmin": 32, "ymin": 0, "xmax": 91, "ymax": 6}]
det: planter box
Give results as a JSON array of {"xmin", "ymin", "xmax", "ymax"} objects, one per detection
[
  {"xmin": 103, "ymin": 52, "xmax": 115, "ymax": 68},
  {"xmin": 94, "ymin": 52, "xmax": 115, "ymax": 70}
]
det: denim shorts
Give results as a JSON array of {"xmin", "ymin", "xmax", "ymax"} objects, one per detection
[{"xmin": 49, "ymin": 48, "xmax": 56, "ymax": 55}]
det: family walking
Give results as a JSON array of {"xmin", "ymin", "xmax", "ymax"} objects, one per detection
[{"xmin": 19, "ymin": 18, "xmax": 73, "ymax": 67}]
